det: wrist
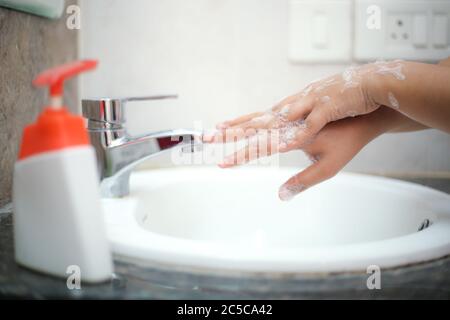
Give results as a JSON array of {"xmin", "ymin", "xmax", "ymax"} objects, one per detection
[
  {"xmin": 362, "ymin": 64, "xmax": 386, "ymax": 109},
  {"xmin": 359, "ymin": 107, "xmax": 401, "ymax": 137}
]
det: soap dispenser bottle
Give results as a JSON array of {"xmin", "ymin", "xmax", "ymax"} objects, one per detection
[{"xmin": 13, "ymin": 60, "xmax": 113, "ymax": 283}]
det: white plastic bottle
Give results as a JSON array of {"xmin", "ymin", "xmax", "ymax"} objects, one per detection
[{"xmin": 13, "ymin": 60, "xmax": 113, "ymax": 283}]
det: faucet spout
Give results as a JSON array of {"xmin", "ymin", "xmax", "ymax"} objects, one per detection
[
  {"xmin": 92, "ymin": 129, "xmax": 203, "ymax": 198},
  {"xmin": 82, "ymin": 95, "xmax": 203, "ymax": 197}
]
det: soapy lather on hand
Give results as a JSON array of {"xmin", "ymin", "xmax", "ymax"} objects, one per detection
[{"xmin": 204, "ymin": 58, "xmax": 450, "ymax": 201}]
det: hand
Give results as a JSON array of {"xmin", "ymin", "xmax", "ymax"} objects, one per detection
[
  {"xmin": 210, "ymin": 61, "xmax": 408, "ymax": 152},
  {"xmin": 208, "ymin": 107, "xmax": 425, "ymax": 201},
  {"xmin": 278, "ymin": 106, "xmax": 426, "ymax": 200},
  {"xmin": 277, "ymin": 111, "xmax": 384, "ymax": 201}
]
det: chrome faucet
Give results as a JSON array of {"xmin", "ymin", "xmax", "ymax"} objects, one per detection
[{"xmin": 82, "ymin": 95, "xmax": 203, "ymax": 198}]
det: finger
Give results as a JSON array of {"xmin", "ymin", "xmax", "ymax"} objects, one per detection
[
  {"xmin": 216, "ymin": 112, "xmax": 264, "ymax": 129},
  {"xmin": 281, "ymin": 97, "xmax": 314, "ymax": 122},
  {"xmin": 222, "ymin": 99, "xmax": 314, "ymax": 147},
  {"xmin": 202, "ymin": 130, "xmax": 216, "ymax": 143},
  {"xmin": 220, "ymin": 111, "xmax": 288, "ymax": 144},
  {"xmin": 216, "ymin": 93, "xmax": 303, "ymax": 131},
  {"xmin": 203, "ymin": 129, "xmax": 226, "ymax": 144},
  {"xmin": 270, "ymin": 102, "xmax": 314, "ymax": 151},
  {"xmin": 279, "ymin": 106, "xmax": 328, "ymax": 152},
  {"xmin": 278, "ymin": 155, "xmax": 337, "ymax": 201},
  {"xmin": 205, "ymin": 127, "xmax": 260, "ymax": 144},
  {"xmin": 229, "ymin": 112, "xmax": 278, "ymax": 131},
  {"xmin": 271, "ymin": 94, "xmax": 299, "ymax": 112},
  {"xmin": 218, "ymin": 132, "xmax": 277, "ymax": 168}
]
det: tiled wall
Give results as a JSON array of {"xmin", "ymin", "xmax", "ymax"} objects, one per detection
[{"xmin": 0, "ymin": 1, "xmax": 78, "ymax": 207}]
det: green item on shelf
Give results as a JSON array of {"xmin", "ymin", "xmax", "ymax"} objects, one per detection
[{"xmin": 0, "ymin": 0, "xmax": 65, "ymax": 19}]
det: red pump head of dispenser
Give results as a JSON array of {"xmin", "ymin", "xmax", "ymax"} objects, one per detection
[
  {"xmin": 18, "ymin": 60, "xmax": 98, "ymax": 160},
  {"xmin": 32, "ymin": 59, "xmax": 98, "ymax": 108}
]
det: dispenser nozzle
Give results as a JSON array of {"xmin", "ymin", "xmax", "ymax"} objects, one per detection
[{"xmin": 33, "ymin": 60, "xmax": 98, "ymax": 108}]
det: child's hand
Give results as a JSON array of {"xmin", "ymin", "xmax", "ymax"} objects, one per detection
[
  {"xmin": 277, "ymin": 106, "xmax": 426, "ymax": 200},
  {"xmin": 210, "ymin": 61, "xmax": 408, "ymax": 152},
  {"xmin": 277, "ymin": 112, "xmax": 382, "ymax": 201},
  {"xmin": 212, "ymin": 107, "xmax": 426, "ymax": 201},
  {"xmin": 202, "ymin": 58, "xmax": 450, "ymax": 200}
]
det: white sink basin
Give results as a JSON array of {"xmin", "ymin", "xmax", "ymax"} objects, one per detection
[{"xmin": 102, "ymin": 167, "xmax": 450, "ymax": 273}]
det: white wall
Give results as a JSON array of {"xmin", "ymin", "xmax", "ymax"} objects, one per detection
[{"xmin": 79, "ymin": 0, "xmax": 450, "ymax": 175}]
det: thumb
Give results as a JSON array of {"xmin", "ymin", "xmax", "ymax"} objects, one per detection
[{"xmin": 278, "ymin": 156, "xmax": 337, "ymax": 201}]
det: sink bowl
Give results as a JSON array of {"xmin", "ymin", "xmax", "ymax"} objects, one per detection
[{"xmin": 102, "ymin": 167, "xmax": 450, "ymax": 273}]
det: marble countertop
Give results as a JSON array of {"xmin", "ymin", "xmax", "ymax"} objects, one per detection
[{"xmin": 1, "ymin": 176, "xmax": 449, "ymax": 299}]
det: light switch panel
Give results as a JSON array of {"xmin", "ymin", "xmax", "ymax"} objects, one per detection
[
  {"xmin": 412, "ymin": 14, "xmax": 428, "ymax": 48},
  {"xmin": 433, "ymin": 14, "xmax": 449, "ymax": 48},
  {"xmin": 313, "ymin": 13, "xmax": 328, "ymax": 49},
  {"xmin": 289, "ymin": 0, "xmax": 352, "ymax": 63}
]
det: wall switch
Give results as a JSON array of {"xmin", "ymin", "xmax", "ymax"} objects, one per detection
[
  {"xmin": 412, "ymin": 14, "xmax": 428, "ymax": 48},
  {"xmin": 354, "ymin": 0, "xmax": 450, "ymax": 62},
  {"xmin": 312, "ymin": 13, "xmax": 328, "ymax": 49},
  {"xmin": 289, "ymin": 0, "xmax": 352, "ymax": 63},
  {"xmin": 433, "ymin": 14, "xmax": 449, "ymax": 48}
]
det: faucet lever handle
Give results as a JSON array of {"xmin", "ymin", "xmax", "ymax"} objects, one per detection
[
  {"xmin": 124, "ymin": 95, "xmax": 178, "ymax": 102},
  {"xmin": 82, "ymin": 94, "xmax": 178, "ymax": 125}
]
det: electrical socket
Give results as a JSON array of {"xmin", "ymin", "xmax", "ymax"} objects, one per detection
[
  {"xmin": 354, "ymin": 0, "xmax": 450, "ymax": 62},
  {"xmin": 387, "ymin": 14, "xmax": 412, "ymax": 46}
]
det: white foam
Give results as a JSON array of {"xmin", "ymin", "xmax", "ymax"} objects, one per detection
[
  {"xmin": 301, "ymin": 84, "xmax": 313, "ymax": 97},
  {"xmin": 388, "ymin": 92, "xmax": 400, "ymax": 110},
  {"xmin": 278, "ymin": 118, "xmax": 307, "ymax": 146},
  {"xmin": 341, "ymin": 66, "xmax": 361, "ymax": 91},
  {"xmin": 346, "ymin": 110, "xmax": 357, "ymax": 117},
  {"xmin": 314, "ymin": 77, "xmax": 337, "ymax": 92},
  {"xmin": 319, "ymin": 96, "xmax": 331, "ymax": 104},
  {"xmin": 282, "ymin": 126, "xmax": 297, "ymax": 142},
  {"xmin": 279, "ymin": 104, "xmax": 291, "ymax": 118},
  {"xmin": 376, "ymin": 63, "xmax": 406, "ymax": 80},
  {"xmin": 251, "ymin": 113, "xmax": 274, "ymax": 125},
  {"xmin": 342, "ymin": 67, "xmax": 354, "ymax": 82},
  {"xmin": 279, "ymin": 184, "xmax": 306, "ymax": 201},
  {"xmin": 305, "ymin": 152, "xmax": 320, "ymax": 164}
]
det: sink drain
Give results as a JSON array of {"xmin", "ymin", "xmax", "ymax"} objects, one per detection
[{"xmin": 418, "ymin": 219, "xmax": 432, "ymax": 231}]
